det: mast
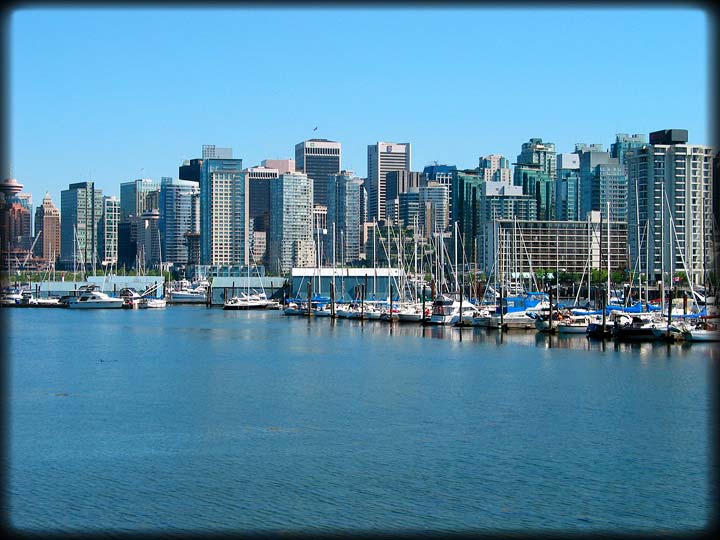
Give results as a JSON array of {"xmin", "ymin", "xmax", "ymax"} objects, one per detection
[{"xmin": 607, "ymin": 201, "xmax": 611, "ymax": 306}]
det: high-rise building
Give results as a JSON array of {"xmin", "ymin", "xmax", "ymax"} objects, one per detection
[
  {"xmin": 555, "ymin": 153, "xmax": 581, "ymax": 221},
  {"xmin": 327, "ymin": 171, "xmax": 363, "ymax": 264},
  {"xmin": 478, "ymin": 155, "xmax": 512, "ymax": 184},
  {"xmin": 419, "ymin": 182, "xmax": 449, "ymax": 237},
  {"xmin": 367, "ymin": 141, "xmax": 411, "ymax": 223},
  {"xmin": 611, "ymin": 133, "xmax": 647, "ymax": 167},
  {"xmin": 576, "ymin": 145, "xmax": 626, "ymax": 220},
  {"xmin": 199, "ymin": 154, "xmax": 246, "ymax": 266},
  {"xmin": 60, "ymin": 181, "xmax": 103, "ymax": 270},
  {"xmin": 159, "ymin": 177, "xmax": 199, "ymax": 266},
  {"xmin": 179, "ymin": 158, "xmax": 203, "ymax": 182},
  {"xmin": 202, "ymin": 145, "xmax": 233, "ymax": 159},
  {"xmin": 120, "ymin": 178, "xmax": 160, "ymax": 223},
  {"xmin": 138, "ymin": 209, "xmax": 161, "ymax": 269},
  {"xmin": 627, "ymin": 129, "xmax": 714, "ymax": 286},
  {"xmin": 246, "ymin": 166, "xmax": 279, "ymax": 233},
  {"xmin": 268, "ymin": 172, "xmax": 314, "ymax": 275},
  {"xmin": 261, "ymin": 159, "xmax": 295, "ymax": 175},
  {"xmin": 295, "ymin": 139, "xmax": 341, "ymax": 207},
  {"xmin": 515, "ymin": 138, "xmax": 557, "ymax": 183},
  {"xmin": 33, "ymin": 192, "xmax": 61, "ymax": 263},
  {"xmin": 98, "ymin": 195, "xmax": 120, "ymax": 267},
  {"xmin": 385, "ymin": 170, "xmax": 422, "ymax": 223},
  {"xmin": 514, "ymin": 162, "xmax": 554, "ymax": 220}
]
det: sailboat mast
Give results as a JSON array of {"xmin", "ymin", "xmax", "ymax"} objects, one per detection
[{"xmin": 607, "ymin": 201, "xmax": 611, "ymax": 306}]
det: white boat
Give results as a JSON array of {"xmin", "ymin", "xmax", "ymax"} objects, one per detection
[
  {"xmin": 557, "ymin": 315, "xmax": 591, "ymax": 334},
  {"xmin": 119, "ymin": 287, "xmax": 143, "ymax": 309},
  {"xmin": 427, "ymin": 295, "xmax": 464, "ymax": 325},
  {"xmin": 223, "ymin": 291, "xmax": 270, "ymax": 310},
  {"xmin": 168, "ymin": 280, "xmax": 208, "ymax": 304},
  {"xmin": 64, "ymin": 285, "xmax": 123, "ymax": 309},
  {"xmin": 397, "ymin": 302, "xmax": 425, "ymax": 323},
  {"xmin": 682, "ymin": 320, "xmax": 720, "ymax": 342},
  {"xmin": 1, "ymin": 287, "xmax": 24, "ymax": 305},
  {"xmin": 138, "ymin": 297, "xmax": 167, "ymax": 309}
]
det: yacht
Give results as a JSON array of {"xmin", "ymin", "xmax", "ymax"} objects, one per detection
[
  {"xmin": 167, "ymin": 280, "xmax": 208, "ymax": 304},
  {"xmin": 63, "ymin": 285, "xmax": 123, "ymax": 309},
  {"xmin": 223, "ymin": 291, "xmax": 270, "ymax": 310},
  {"xmin": 138, "ymin": 297, "xmax": 167, "ymax": 309}
]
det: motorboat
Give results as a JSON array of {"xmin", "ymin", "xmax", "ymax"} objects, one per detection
[
  {"xmin": 138, "ymin": 297, "xmax": 167, "ymax": 309},
  {"xmin": 682, "ymin": 319, "xmax": 720, "ymax": 342},
  {"xmin": 119, "ymin": 287, "xmax": 143, "ymax": 309},
  {"xmin": 223, "ymin": 291, "xmax": 270, "ymax": 310},
  {"xmin": 63, "ymin": 285, "xmax": 123, "ymax": 309},
  {"xmin": 167, "ymin": 280, "xmax": 208, "ymax": 304}
]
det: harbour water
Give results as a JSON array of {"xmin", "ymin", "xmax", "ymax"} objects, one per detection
[{"xmin": 5, "ymin": 307, "xmax": 715, "ymax": 535}]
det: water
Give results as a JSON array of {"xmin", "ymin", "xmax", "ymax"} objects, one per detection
[{"xmin": 4, "ymin": 307, "xmax": 715, "ymax": 535}]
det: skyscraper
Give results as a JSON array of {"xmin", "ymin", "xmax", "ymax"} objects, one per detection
[
  {"xmin": 199, "ymin": 153, "xmax": 246, "ymax": 266},
  {"xmin": 611, "ymin": 133, "xmax": 647, "ymax": 167},
  {"xmin": 33, "ymin": 192, "xmax": 61, "ymax": 263},
  {"xmin": 576, "ymin": 145, "xmax": 626, "ymax": 220},
  {"xmin": 627, "ymin": 129, "xmax": 714, "ymax": 286},
  {"xmin": 514, "ymin": 138, "xmax": 557, "ymax": 183},
  {"xmin": 159, "ymin": 177, "xmax": 199, "ymax": 266},
  {"xmin": 478, "ymin": 155, "xmax": 512, "ymax": 183},
  {"xmin": 327, "ymin": 171, "xmax": 363, "ymax": 264},
  {"xmin": 269, "ymin": 172, "xmax": 314, "ymax": 275},
  {"xmin": 120, "ymin": 178, "xmax": 160, "ymax": 223},
  {"xmin": 367, "ymin": 141, "xmax": 411, "ymax": 223},
  {"xmin": 295, "ymin": 139, "xmax": 341, "ymax": 207},
  {"xmin": 245, "ymin": 166, "xmax": 279, "ymax": 233},
  {"xmin": 98, "ymin": 195, "xmax": 120, "ymax": 267},
  {"xmin": 60, "ymin": 181, "xmax": 103, "ymax": 270},
  {"xmin": 555, "ymin": 153, "xmax": 581, "ymax": 221}
]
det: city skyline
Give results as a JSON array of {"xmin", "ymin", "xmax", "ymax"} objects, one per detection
[{"xmin": 8, "ymin": 6, "xmax": 710, "ymax": 205}]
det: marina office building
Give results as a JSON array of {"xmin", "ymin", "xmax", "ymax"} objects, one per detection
[{"xmin": 479, "ymin": 213, "xmax": 628, "ymax": 280}]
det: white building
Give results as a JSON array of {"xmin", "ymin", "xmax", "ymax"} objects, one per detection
[
  {"xmin": 367, "ymin": 141, "xmax": 411, "ymax": 223},
  {"xmin": 627, "ymin": 129, "xmax": 714, "ymax": 287}
]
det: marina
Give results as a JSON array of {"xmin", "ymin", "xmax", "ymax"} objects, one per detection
[{"xmin": 5, "ymin": 305, "xmax": 714, "ymax": 534}]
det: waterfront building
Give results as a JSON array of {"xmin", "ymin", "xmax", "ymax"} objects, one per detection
[
  {"xmin": 419, "ymin": 182, "xmax": 449, "ymax": 238},
  {"xmin": 479, "ymin": 212, "xmax": 628, "ymax": 278},
  {"xmin": 179, "ymin": 158, "xmax": 203, "ymax": 182},
  {"xmin": 199, "ymin": 152, "xmax": 247, "ymax": 266},
  {"xmin": 6, "ymin": 198, "xmax": 32, "ymax": 252},
  {"xmin": 159, "ymin": 177, "xmax": 199, "ymax": 267},
  {"xmin": 268, "ymin": 172, "xmax": 315, "ymax": 275},
  {"xmin": 367, "ymin": 141, "xmax": 411, "ymax": 223},
  {"xmin": 137, "ymin": 209, "xmax": 161, "ymax": 270},
  {"xmin": 514, "ymin": 162, "xmax": 555, "ymax": 220},
  {"xmin": 60, "ymin": 181, "xmax": 103, "ymax": 271},
  {"xmin": 576, "ymin": 144, "xmax": 626, "ymax": 221},
  {"xmin": 202, "ymin": 144, "xmax": 233, "ymax": 159},
  {"xmin": 421, "ymin": 165, "xmax": 455, "ymax": 223},
  {"xmin": 398, "ymin": 189, "xmax": 420, "ymax": 230},
  {"xmin": 252, "ymin": 229, "xmax": 266, "ymax": 265},
  {"xmin": 295, "ymin": 139, "xmax": 341, "ymax": 207},
  {"xmin": 117, "ymin": 222, "xmax": 135, "ymax": 271},
  {"xmin": 261, "ymin": 159, "xmax": 295, "ymax": 175},
  {"xmin": 98, "ymin": 195, "xmax": 120, "ymax": 267},
  {"xmin": 478, "ymin": 155, "xmax": 512, "ymax": 184},
  {"xmin": 555, "ymin": 153, "xmax": 582, "ymax": 221},
  {"xmin": 451, "ymin": 169, "xmax": 484, "ymax": 262},
  {"xmin": 327, "ymin": 171, "xmax": 363, "ymax": 265},
  {"xmin": 611, "ymin": 133, "xmax": 647, "ymax": 167},
  {"xmin": 120, "ymin": 178, "xmax": 159, "ymax": 223},
  {"xmin": 33, "ymin": 192, "xmax": 61, "ymax": 264},
  {"xmin": 627, "ymin": 129, "xmax": 715, "ymax": 287},
  {"xmin": 246, "ymin": 166, "xmax": 279, "ymax": 234},
  {"xmin": 514, "ymin": 138, "xmax": 557, "ymax": 183}
]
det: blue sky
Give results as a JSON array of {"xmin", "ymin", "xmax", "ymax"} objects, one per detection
[{"xmin": 8, "ymin": 6, "xmax": 711, "ymax": 206}]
